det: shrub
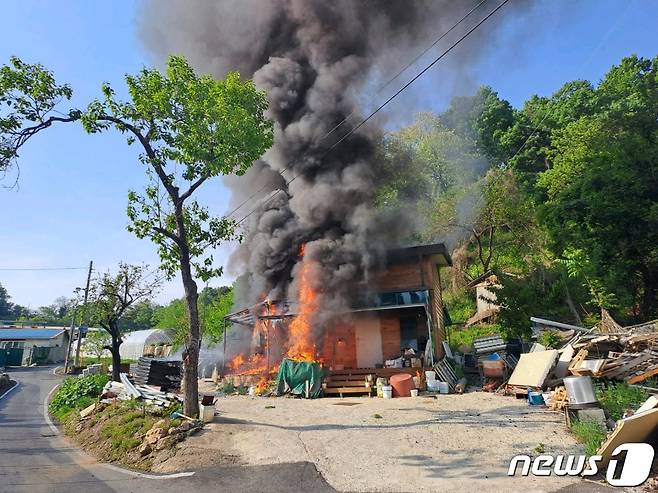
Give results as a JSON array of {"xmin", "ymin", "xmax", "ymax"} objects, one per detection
[
  {"xmin": 443, "ymin": 289, "xmax": 476, "ymax": 324},
  {"xmin": 449, "ymin": 323, "xmax": 502, "ymax": 352},
  {"xmin": 537, "ymin": 329, "xmax": 562, "ymax": 349},
  {"xmin": 598, "ymin": 382, "xmax": 647, "ymax": 421},
  {"xmin": 571, "ymin": 419, "xmax": 607, "ymax": 456},
  {"xmin": 49, "ymin": 374, "xmax": 109, "ymax": 420}
]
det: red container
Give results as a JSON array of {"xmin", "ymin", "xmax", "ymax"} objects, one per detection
[{"xmin": 389, "ymin": 374, "xmax": 415, "ymax": 397}]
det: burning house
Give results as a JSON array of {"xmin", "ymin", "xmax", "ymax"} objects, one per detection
[{"xmin": 223, "ymin": 242, "xmax": 452, "ymax": 390}]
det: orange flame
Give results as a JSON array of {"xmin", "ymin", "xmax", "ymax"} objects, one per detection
[{"xmin": 286, "ymin": 244, "xmax": 319, "ymax": 362}]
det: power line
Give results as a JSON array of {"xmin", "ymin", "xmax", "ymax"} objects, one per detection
[
  {"xmin": 0, "ymin": 267, "xmax": 88, "ymax": 271},
  {"xmin": 324, "ymin": 0, "xmax": 511, "ymax": 155},
  {"xmin": 223, "ymin": 0, "xmax": 491, "ymax": 221},
  {"xmin": 234, "ymin": 0, "xmax": 510, "ymax": 227},
  {"xmin": 323, "ymin": 0, "xmax": 490, "ymax": 140}
]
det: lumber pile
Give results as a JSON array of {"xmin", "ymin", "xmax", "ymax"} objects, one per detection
[
  {"xmin": 133, "ymin": 357, "xmax": 182, "ymax": 391},
  {"xmin": 102, "ymin": 374, "xmax": 183, "ymax": 407},
  {"xmin": 564, "ymin": 331, "xmax": 658, "ymax": 383}
]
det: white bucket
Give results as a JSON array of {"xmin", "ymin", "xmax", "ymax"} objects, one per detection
[
  {"xmin": 382, "ymin": 385, "xmax": 393, "ymax": 399},
  {"xmin": 410, "ymin": 389, "xmax": 419, "ymax": 398},
  {"xmin": 426, "ymin": 380, "xmax": 440, "ymax": 392},
  {"xmin": 438, "ymin": 382, "xmax": 449, "ymax": 394},
  {"xmin": 425, "ymin": 370, "xmax": 436, "ymax": 381}
]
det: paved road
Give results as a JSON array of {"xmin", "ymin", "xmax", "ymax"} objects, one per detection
[{"xmin": 0, "ymin": 366, "xmax": 335, "ymax": 493}]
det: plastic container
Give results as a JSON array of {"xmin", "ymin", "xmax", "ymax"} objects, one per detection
[
  {"xmin": 425, "ymin": 370, "xmax": 436, "ymax": 381},
  {"xmin": 482, "ymin": 359, "xmax": 505, "ymax": 378},
  {"xmin": 426, "ymin": 380, "xmax": 440, "ymax": 392},
  {"xmin": 410, "ymin": 389, "xmax": 419, "ymax": 397},
  {"xmin": 437, "ymin": 382, "xmax": 449, "ymax": 394},
  {"xmin": 412, "ymin": 376, "xmax": 421, "ymax": 388},
  {"xmin": 563, "ymin": 376, "xmax": 597, "ymax": 405},
  {"xmin": 390, "ymin": 374, "xmax": 415, "ymax": 397},
  {"xmin": 528, "ymin": 390, "xmax": 545, "ymax": 406},
  {"xmin": 382, "ymin": 385, "xmax": 393, "ymax": 399}
]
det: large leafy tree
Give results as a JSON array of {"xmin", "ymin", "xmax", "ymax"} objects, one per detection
[
  {"xmin": 0, "ymin": 56, "xmax": 273, "ymax": 416},
  {"xmin": 476, "ymin": 55, "xmax": 658, "ymax": 321}
]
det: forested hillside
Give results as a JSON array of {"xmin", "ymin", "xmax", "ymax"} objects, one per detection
[{"xmin": 379, "ymin": 54, "xmax": 658, "ymax": 340}]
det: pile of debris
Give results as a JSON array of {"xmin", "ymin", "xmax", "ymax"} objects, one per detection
[
  {"xmin": 497, "ymin": 314, "xmax": 658, "ymax": 467},
  {"xmin": 99, "ymin": 373, "xmax": 183, "ymax": 408},
  {"xmin": 505, "ymin": 316, "xmax": 658, "ymax": 395}
]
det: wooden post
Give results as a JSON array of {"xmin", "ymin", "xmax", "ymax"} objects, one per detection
[{"xmin": 74, "ymin": 260, "xmax": 93, "ymax": 367}]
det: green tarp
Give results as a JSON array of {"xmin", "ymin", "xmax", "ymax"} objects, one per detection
[{"xmin": 276, "ymin": 358, "xmax": 323, "ymax": 398}]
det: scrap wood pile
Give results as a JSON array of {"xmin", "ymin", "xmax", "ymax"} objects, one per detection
[
  {"xmin": 100, "ymin": 372, "xmax": 183, "ymax": 408},
  {"xmin": 505, "ymin": 315, "xmax": 658, "ymax": 396}
]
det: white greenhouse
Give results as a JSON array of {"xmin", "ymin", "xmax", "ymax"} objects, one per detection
[{"xmin": 119, "ymin": 328, "xmax": 175, "ymax": 360}]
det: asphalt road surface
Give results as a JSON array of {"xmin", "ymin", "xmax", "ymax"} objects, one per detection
[{"xmin": 0, "ymin": 366, "xmax": 335, "ymax": 493}]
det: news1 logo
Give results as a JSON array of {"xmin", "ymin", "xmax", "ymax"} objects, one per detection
[{"xmin": 508, "ymin": 443, "xmax": 654, "ymax": 487}]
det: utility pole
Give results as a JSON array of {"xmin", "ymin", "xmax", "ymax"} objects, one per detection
[
  {"xmin": 63, "ymin": 305, "xmax": 77, "ymax": 375},
  {"xmin": 73, "ymin": 260, "xmax": 93, "ymax": 368}
]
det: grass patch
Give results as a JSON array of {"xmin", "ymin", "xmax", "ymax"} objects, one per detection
[
  {"xmin": 372, "ymin": 413, "xmax": 383, "ymax": 419},
  {"xmin": 449, "ymin": 323, "xmax": 502, "ymax": 352},
  {"xmin": 598, "ymin": 382, "xmax": 647, "ymax": 421},
  {"xmin": 80, "ymin": 356, "xmax": 136, "ymax": 367},
  {"xmin": 533, "ymin": 443, "xmax": 545, "ymax": 454},
  {"xmin": 571, "ymin": 419, "xmax": 607, "ymax": 456},
  {"xmin": 443, "ymin": 289, "xmax": 476, "ymax": 324}
]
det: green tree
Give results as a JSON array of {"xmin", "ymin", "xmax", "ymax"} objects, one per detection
[
  {"xmin": 86, "ymin": 264, "xmax": 162, "ymax": 381},
  {"xmin": 0, "ymin": 56, "xmax": 79, "ymax": 182},
  {"xmin": 538, "ymin": 56, "xmax": 658, "ymax": 319},
  {"xmin": 82, "ymin": 330, "xmax": 111, "ymax": 361},
  {"xmin": 1, "ymin": 55, "xmax": 272, "ymax": 417},
  {"xmin": 0, "ymin": 282, "xmax": 13, "ymax": 318},
  {"xmin": 118, "ymin": 300, "xmax": 156, "ymax": 332}
]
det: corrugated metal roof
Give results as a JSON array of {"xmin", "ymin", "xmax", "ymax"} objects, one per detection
[{"xmin": 0, "ymin": 328, "xmax": 65, "ymax": 340}]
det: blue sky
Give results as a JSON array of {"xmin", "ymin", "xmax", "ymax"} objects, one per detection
[{"xmin": 0, "ymin": 0, "xmax": 657, "ymax": 309}]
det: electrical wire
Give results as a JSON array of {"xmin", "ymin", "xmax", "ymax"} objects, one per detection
[{"xmin": 0, "ymin": 267, "xmax": 88, "ymax": 271}]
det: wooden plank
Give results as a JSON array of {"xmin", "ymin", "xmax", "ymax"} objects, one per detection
[
  {"xmin": 597, "ymin": 408, "xmax": 658, "ymax": 466},
  {"xmin": 603, "ymin": 353, "xmax": 653, "ymax": 379},
  {"xmin": 323, "ymin": 387, "xmax": 373, "ymax": 394},
  {"xmin": 627, "ymin": 366, "xmax": 658, "ymax": 384},
  {"xmin": 508, "ymin": 350, "xmax": 558, "ymax": 388}
]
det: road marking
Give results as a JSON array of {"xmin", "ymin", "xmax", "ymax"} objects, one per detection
[
  {"xmin": 42, "ymin": 378, "xmax": 195, "ymax": 480},
  {"xmin": 0, "ymin": 380, "xmax": 19, "ymax": 401}
]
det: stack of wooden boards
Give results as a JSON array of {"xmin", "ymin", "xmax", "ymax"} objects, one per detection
[
  {"xmin": 506, "ymin": 320, "xmax": 658, "ymax": 394},
  {"xmin": 566, "ymin": 332, "xmax": 658, "ymax": 384},
  {"xmin": 133, "ymin": 357, "xmax": 182, "ymax": 391}
]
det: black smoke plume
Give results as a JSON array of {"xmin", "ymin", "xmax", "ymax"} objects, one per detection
[{"xmin": 138, "ymin": 0, "xmax": 517, "ymax": 324}]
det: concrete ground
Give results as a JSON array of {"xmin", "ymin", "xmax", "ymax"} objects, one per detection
[
  {"xmin": 157, "ymin": 392, "xmax": 588, "ymax": 492},
  {"xmin": 0, "ymin": 367, "xmax": 333, "ymax": 493}
]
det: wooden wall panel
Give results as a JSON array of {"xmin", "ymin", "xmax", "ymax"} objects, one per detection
[
  {"xmin": 322, "ymin": 321, "xmax": 356, "ymax": 370},
  {"xmin": 372, "ymin": 261, "xmax": 424, "ymax": 291},
  {"xmin": 380, "ymin": 313, "xmax": 402, "ymax": 360}
]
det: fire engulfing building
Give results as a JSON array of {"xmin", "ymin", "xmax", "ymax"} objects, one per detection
[{"xmin": 224, "ymin": 243, "xmax": 451, "ymax": 374}]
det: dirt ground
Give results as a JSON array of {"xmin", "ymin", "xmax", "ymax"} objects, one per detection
[{"xmin": 155, "ymin": 390, "xmax": 587, "ymax": 492}]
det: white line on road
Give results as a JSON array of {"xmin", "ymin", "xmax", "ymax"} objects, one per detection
[
  {"xmin": 0, "ymin": 380, "xmax": 19, "ymax": 401},
  {"xmin": 42, "ymin": 377, "xmax": 195, "ymax": 480}
]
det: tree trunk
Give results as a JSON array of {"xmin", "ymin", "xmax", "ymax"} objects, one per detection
[
  {"xmin": 175, "ymin": 204, "xmax": 201, "ymax": 418},
  {"xmin": 109, "ymin": 328, "xmax": 122, "ymax": 382}
]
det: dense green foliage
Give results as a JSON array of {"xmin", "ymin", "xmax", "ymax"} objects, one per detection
[
  {"xmin": 154, "ymin": 285, "xmax": 233, "ymax": 347},
  {"xmin": 449, "ymin": 324, "xmax": 501, "ymax": 352},
  {"xmin": 49, "ymin": 374, "xmax": 109, "ymax": 420},
  {"xmin": 597, "ymin": 382, "xmax": 647, "ymax": 421},
  {"xmin": 380, "ymin": 55, "xmax": 658, "ymax": 339}
]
